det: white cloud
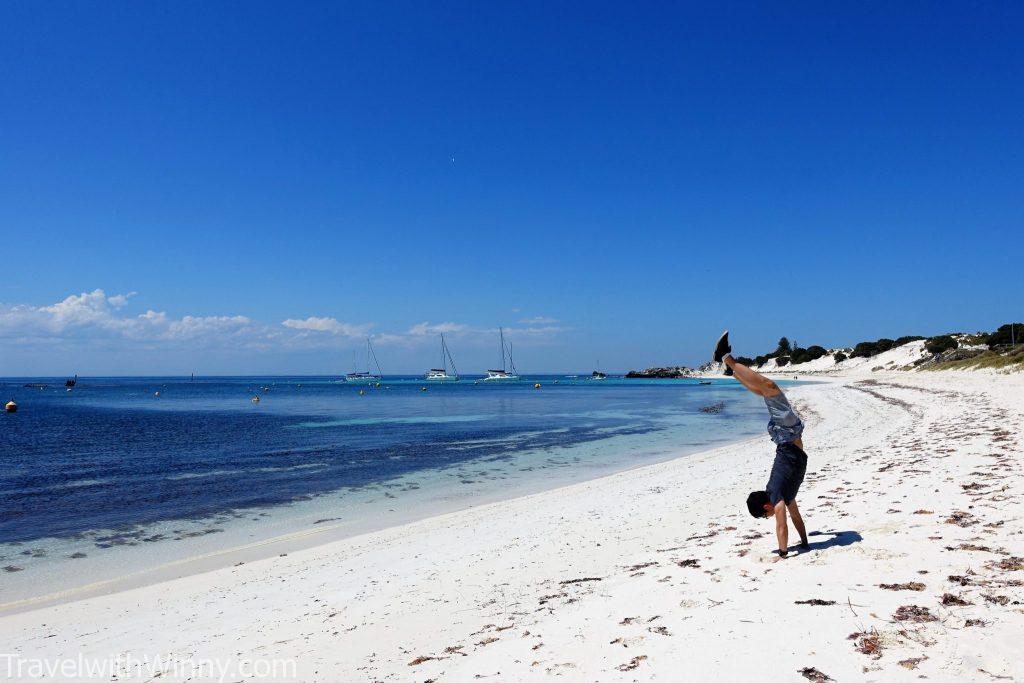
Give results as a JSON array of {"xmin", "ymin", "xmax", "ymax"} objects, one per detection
[
  {"xmin": 138, "ymin": 309, "xmax": 168, "ymax": 325},
  {"xmin": 37, "ymin": 289, "xmax": 130, "ymax": 332},
  {"xmin": 373, "ymin": 321, "xmax": 472, "ymax": 348},
  {"xmin": 0, "ymin": 291, "xmax": 566, "ymax": 357},
  {"xmin": 281, "ymin": 317, "xmax": 372, "ymax": 337},
  {"xmin": 376, "ymin": 321, "xmax": 567, "ymax": 348},
  {"xmin": 406, "ymin": 321, "xmax": 467, "ymax": 336},
  {"xmin": 168, "ymin": 315, "xmax": 252, "ymax": 340},
  {"xmin": 504, "ymin": 325, "xmax": 567, "ymax": 340},
  {"xmin": 0, "ymin": 289, "xmax": 148, "ymax": 340},
  {"xmin": 107, "ymin": 292, "xmax": 136, "ymax": 309},
  {"xmin": 518, "ymin": 315, "xmax": 558, "ymax": 325},
  {"xmin": 0, "ymin": 290, "xmax": 365, "ymax": 350}
]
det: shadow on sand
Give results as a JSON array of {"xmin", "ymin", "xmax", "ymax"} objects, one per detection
[{"xmin": 789, "ymin": 530, "xmax": 863, "ymax": 555}]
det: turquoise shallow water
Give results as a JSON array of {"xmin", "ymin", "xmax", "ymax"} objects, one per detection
[{"xmin": 0, "ymin": 374, "xmax": 774, "ymax": 602}]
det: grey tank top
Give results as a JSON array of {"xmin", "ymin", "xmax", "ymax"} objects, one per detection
[{"xmin": 764, "ymin": 392, "xmax": 804, "ymax": 445}]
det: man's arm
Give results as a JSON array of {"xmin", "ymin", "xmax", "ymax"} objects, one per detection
[
  {"xmin": 774, "ymin": 501, "xmax": 789, "ymax": 556},
  {"xmin": 787, "ymin": 501, "xmax": 808, "ymax": 546}
]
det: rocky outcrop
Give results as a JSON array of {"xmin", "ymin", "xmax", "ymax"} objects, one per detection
[
  {"xmin": 624, "ymin": 366, "xmax": 696, "ymax": 379},
  {"xmin": 912, "ymin": 347, "xmax": 986, "ymax": 369}
]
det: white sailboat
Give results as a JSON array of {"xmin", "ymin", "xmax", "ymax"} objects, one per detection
[
  {"xmin": 425, "ymin": 333, "xmax": 459, "ymax": 381},
  {"xmin": 591, "ymin": 360, "xmax": 606, "ymax": 380},
  {"xmin": 484, "ymin": 327, "xmax": 520, "ymax": 381},
  {"xmin": 345, "ymin": 337, "xmax": 383, "ymax": 383}
]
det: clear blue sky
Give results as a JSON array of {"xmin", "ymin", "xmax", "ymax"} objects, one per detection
[{"xmin": 1, "ymin": 2, "xmax": 1021, "ymax": 375}]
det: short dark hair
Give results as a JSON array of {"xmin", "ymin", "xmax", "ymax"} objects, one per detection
[{"xmin": 746, "ymin": 491, "xmax": 770, "ymax": 518}]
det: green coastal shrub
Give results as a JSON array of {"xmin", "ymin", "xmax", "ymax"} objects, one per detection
[
  {"xmin": 775, "ymin": 356, "xmax": 791, "ymax": 367},
  {"xmin": 833, "ymin": 352, "xmax": 848, "ymax": 363},
  {"xmin": 986, "ymin": 323, "xmax": 1023, "ymax": 348},
  {"xmin": 791, "ymin": 345, "xmax": 828, "ymax": 365},
  {"xmin": 851, "ymin": 338, "xmax": 897, "ymax": 358},
  {"xmin": 851, "ymin": 341, "xmax": 878, "ymax": 358},
  {"xmin": 925, "ymin": 335, "xmax": 958, "ymax": 354},
  {"xmin": 894, "ymin": 335, "xmax": 925, "ymax": 346}
]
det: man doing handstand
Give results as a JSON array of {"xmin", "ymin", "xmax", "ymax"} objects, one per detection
[{"xmin": 714, "ymin": 331, "xmax": 809, "ymax": 559}]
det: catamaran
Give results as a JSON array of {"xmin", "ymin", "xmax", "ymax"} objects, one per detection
[
  {"xmin": 345, "ymin": 337, "xmax": 384, "ymax": 383},
  {"xmin": 484, "ymin": 327, "xmax": 520, "ymax": 381},
  {"xmin": 425, "ymin": 333, "xmax": 459, "ymax": 382}
]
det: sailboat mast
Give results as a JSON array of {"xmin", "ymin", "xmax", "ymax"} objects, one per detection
[
  {"xmin": 440, "ymin": 333, "xmax": 458, "ymax": 378},
  {"xmin": 499, "ymin": 327, "xmax": 506, "ymax": 372},
  {"xmin": 370, "ymin": 338, "xmax": 383, "ymax": 377}
]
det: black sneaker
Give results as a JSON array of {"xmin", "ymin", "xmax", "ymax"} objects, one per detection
[
  {"xmin": 724, "ymin": 365, "xmax": 734, "ymax": 376},
  {"xmin": 713, "ymin": 330, "xmax": 731, "ymax": 362}
]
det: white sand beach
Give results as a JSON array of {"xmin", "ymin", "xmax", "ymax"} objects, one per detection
[{"xmin": 2, "ymin": 370, "xmax": 1023, "ymax": 682}]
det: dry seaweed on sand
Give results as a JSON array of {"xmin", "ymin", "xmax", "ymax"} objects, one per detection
[
  {"xmin": 894, "ymin": 605, "xmax": 938, "ymax": 622},
  {"xmin": 982, "ymin": 594, "xmax": 1010, "ymax": 606},
  {"xmin": 899, "ymin": 657, "xmax": 926, "ymax": 669},
  {"xmin": 675, "ymin": 559, "xmax": 700, "ymax": 568},
  {"xmin": 625, "ymin": 561, "xmax": 657, "ymax": 572},
  {"xmin": 945, "ymin": 510, "xmax": 978, "ymax": 527},
  {"xmin": 798, "ymin": 666, "xmax": 833, "ymax": 682},
  {"xmin": 946, "ymin": 543, "xmax": 995, "ymax": 553},
  {"xmin": 879, "ymin": 581, "xmax": 925, "ymax": 591},
  {"xmin": 989, "ymin": 556, "xmax": 1024, "ymax": 571},
  {"xmin": 617, "ymin": 655, "xmax": 647, "ymax": 672},
  {"xmin": 941, "ymin": 593, "xmax": 972, "ymax": 606},
  {"xmin": 559, "ymin": 577, "xmax": 603, "ymax": 585},
  {"xmin": 849, "ymin": 631, "xmax": 883, "ymax": 657},
  {"xmin": 947, "ymin": 574, "xmax": 975, "ymax": 586},
  {"xmin": 794, "ymin": 599, "xmax": 836, "ymax": 606}
]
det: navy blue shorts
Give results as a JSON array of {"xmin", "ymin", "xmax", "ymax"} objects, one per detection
[{"xmin": 766, "ymin": 442, "xmax": 807, "ymax": 505}]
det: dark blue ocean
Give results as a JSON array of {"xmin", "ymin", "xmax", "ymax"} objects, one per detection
[{"xmin": 0, "ymin": 375, "xmax": 771, "ymax": 603}]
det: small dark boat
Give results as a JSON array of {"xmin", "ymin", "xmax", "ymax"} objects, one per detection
[{"xmin": 65, "ymin": 375, "xmax": 77, "ymax": 388}]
